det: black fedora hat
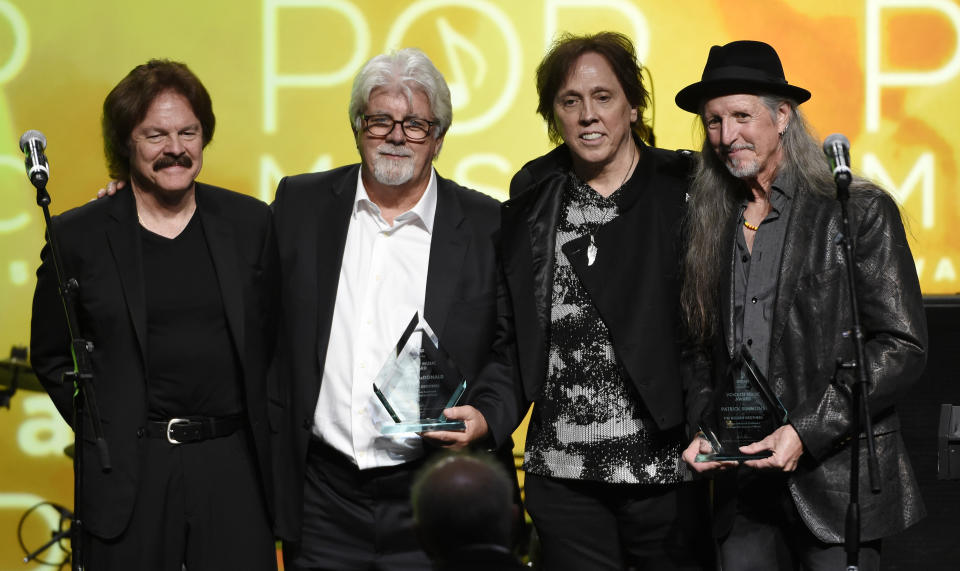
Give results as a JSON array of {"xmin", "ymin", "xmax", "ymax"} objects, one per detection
[{"xmin": 675, "ymin": 40, "xmax": 810, "ymax": 113}]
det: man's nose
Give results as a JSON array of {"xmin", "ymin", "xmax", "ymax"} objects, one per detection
[
  {"xmin": 386, "ymin": 122, "xmax": 406, "ymax": 144},
  {"xmin": 164, "ymin": 134, "xmax": 186, "ymax": 155},
  {"xmin": 719, "ymin": 119, "xmax": 739, "ymax": 147},
  {"xmin": 579, "ymin": 99, "xmax": 598, "ymax": 124}
]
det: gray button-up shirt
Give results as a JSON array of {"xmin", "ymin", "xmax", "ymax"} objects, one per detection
[{"xmin": 732, "ymin": 171, "xmax": 795, "ymax": 377}]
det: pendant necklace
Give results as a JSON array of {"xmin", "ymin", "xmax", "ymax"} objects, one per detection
[{"xmin": 582, "ymin": 144, "xmax": 637, "ymax": 266}]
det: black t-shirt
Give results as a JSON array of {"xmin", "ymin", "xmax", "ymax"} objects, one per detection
[{"xmin": 140, "ymin": 214, "xmax": 243, "ymax": 419}]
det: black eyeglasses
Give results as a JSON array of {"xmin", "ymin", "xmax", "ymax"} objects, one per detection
[{"xmin": 361, "ymin": 114, "xmax": 437, "ymax": 142}]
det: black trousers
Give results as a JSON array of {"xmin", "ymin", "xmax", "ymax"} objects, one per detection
[
  {"xmin": 283, "ymin": 439, "xmax": 431, "ymax": 571},
  {"xmin": 718, "ymin": 473, "xmax": 880, "ymax": 571},
  {"xmin": 85, "ymin": 429, "xmax": 276, "ymax": 570},
  {"xmin": 524, "ymin": 473, "xmax": 712, "ymax": 571}
]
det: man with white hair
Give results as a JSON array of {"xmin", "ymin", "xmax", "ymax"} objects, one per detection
[{"xmin": 271, "ymin": 48, "xmax": 512, "ymax": 570}]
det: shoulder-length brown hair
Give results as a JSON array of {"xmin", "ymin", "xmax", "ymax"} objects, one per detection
[
  {"xmin": 102, "ymin": 59, "xmax": 215, "ymax": 180},
  {"xmin": 535, "ymin": 31, "xmax": 653, "ymax": 145}
]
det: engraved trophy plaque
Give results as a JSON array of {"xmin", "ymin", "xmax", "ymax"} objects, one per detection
[
  {"xmin": 372, "ymin": 313, "xmax": 467, "ymax": 434},
  {"xmin": 696, "ymin": 346, "xmax": 789, "ymax": 462}
]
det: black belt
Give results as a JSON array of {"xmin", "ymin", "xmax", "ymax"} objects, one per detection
[{"xmin": 144, "ymin": 415, "xmax": 244, "ymax": 444}]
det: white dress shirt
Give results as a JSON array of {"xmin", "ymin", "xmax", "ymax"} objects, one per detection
[{"xmin": 312, "ymin": 168, "xmax": 437, "ymax": 469}]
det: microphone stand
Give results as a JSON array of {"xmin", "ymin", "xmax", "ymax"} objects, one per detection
[
  {"xmin": 32, "ymin": 178, "xmax": 112, "ymax": 571},
  {"xmin": 834, "ymin": 173, "xmax": 881, "ymax": 571}
]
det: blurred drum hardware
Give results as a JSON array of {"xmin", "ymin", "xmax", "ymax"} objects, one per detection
[{"xmin": 0, "ymin": 346, "xmax": 43, "ymax": 408}]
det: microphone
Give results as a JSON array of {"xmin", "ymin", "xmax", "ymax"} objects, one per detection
[
  {"xmin": 19, "ymin": 130, "xmax": 49, "ymax": 189},
  {"xmin": 823, "ymin": 133, "xmax": 852, "ymax": 190}
]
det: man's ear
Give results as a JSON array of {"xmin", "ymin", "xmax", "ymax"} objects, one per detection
[{"xmin": 776, "ymin": 102, "xmax": 791, "ymax": 134}]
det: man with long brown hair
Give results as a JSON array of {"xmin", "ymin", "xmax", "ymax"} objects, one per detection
[
  {"xmin": 475, "ymin": 31, "xmax": 710, "ymax": 570},
  {"xmin": 677, "ymin": 40, "xmax": 926, "ymax": 570}
]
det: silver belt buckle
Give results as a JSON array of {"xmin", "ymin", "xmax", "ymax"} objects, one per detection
[{"xmin": 166, "ymin": 418, "xmax": 189, "ymax": 444}]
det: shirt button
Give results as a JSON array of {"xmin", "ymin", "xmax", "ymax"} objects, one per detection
[
  {"xmin": 747, "ymin": 338, "xmax": 753, "ymax": 346},
  {"xmin": 136, "ymin": 428, "xmax": 144, "ymax": 438},
  {"xmin": 741, "ymin": 255, "xmax": 748, "ymax": 263},
  {"xmin": 751, "ymin": 297, "xmax": 758, "ymax": 304},
  {"xmin": 302, "ymin": 418, "xmax": 312, "ymax": 430}
]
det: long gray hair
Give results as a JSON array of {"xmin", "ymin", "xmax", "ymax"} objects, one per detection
[{"xmin": 681, "ymin": 95, "xmax": 835, "ymax": 342}]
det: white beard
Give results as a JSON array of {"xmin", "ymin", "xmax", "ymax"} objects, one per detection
[
  {"xmin": 723, "ymin": 144, "xmax": 760, "ymax": 179},
  {"xmin": 372, "ymin": 145, "xmax": 415, "ymax": 186}
]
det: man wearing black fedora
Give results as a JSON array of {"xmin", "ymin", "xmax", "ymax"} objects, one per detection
[{"xmin": 675, "ymin": 40, "xmax": 927, "ymax": 569}]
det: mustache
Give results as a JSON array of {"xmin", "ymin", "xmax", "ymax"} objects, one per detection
[
  {"xmin": 376, "ymin": 144, "xmax": 413, "ymax": 158},
  {"xmin": 722, "ymin": 143, "xmax": 755, "ymax": 153},
  {"xmin": 153, "ymin": 155, "xmax": 193, "ymax": 171}
]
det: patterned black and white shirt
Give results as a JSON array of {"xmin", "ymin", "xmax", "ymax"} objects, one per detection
[{"xmin": 522, "ymin": 172, "xmax": 684, "ymax": 484}]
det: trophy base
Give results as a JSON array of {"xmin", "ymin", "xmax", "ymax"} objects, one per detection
[
  {"xmin": 695, "ymin": 450, "xmax": 773, "ymax": 462},
  {"xmin": 380, "ymin": 420, "xmax": 466, "ymax": 434}
]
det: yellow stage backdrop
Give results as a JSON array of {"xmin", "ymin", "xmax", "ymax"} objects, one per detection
[{"xmin": 0, "ymin": 0, "xmax": 958, "ymax": 566}]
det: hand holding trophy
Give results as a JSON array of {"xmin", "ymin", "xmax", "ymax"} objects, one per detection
[
  {"xmin": 696, "ymin": 347, "xmax": 789, "ymax": 462},
  {"xmin": 372, "ymin": 313, "xmax": 467, "ymax": 434}
]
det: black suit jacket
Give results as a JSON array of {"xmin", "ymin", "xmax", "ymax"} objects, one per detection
[
  {"xmin": 270, "ymin": 165, "xmax": 506, "ymax": 541},
  {"xmin": 30, "ymin": 184, "xmax": 278, "ymax": 539}
]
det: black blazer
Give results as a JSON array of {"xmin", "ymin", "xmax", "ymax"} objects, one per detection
[
  {"xmin": 30, "ymin": 184, "xmax": 278, "ymax": 539},
  {"xmin": 269, "ymin": 165, "xmax": 505, "ymax": 541},
  {"xmin": 478, "ymin": 142, "xmax": 694, "ymax": 446}
]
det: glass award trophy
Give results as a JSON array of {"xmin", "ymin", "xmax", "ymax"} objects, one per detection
[
  {"xmin": 372, "ymin": 313, "xmax": 467, "ymax": 434},
  {"xmin": 695, "ymin": 346, "xmax": 789, "ymax": 462}
]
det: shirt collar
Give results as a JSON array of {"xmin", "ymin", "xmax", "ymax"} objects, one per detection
[
  {"xmin": 770, "ymin": 167, "xmax": 796, "ymax": 200},
  {"xmin": 738, "ymin": 166, "xmax": 796, "ymax": 211},
  {"xmin": 353, "ymin": 167, "xmax": 438, "ymax": 233}
]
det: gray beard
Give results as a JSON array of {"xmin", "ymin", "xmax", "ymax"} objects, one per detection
[
  {"xmin": 372, "ymin": 156, "xmax": 414, "ymax": 186},
  {"xmin": 726, "ymin": 157, "xmax": 760, "ymax": 179}
]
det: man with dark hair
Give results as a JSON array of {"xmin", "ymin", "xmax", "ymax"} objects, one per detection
[
  {"xmin": 677, "ymin": 40, "xmax": 926, "ymax": 570},
  {"xmin": 471, "ymin": 31, "xmax": 710, "ymax": 570},
  {"xmin": 31, "ymin": 59, "xmax": 277, "ymax": 570},
  {"xmin": 411, "ymin": 453, "xmax": 524, "ymax": 571},
  {"xmin": 101, "ymin": 59, "xmax": 216, "ymax": 181},
  {"xmin": 270, "ymin": 48, "xmax": 515, "ymax": 570}
]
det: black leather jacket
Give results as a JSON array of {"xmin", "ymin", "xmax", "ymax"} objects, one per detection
[
  {"xmin": 689, "ymin": 177, "xmax": 927, "ymax": 542},
  {"xmin": 474, "ymin": 141, "xmax": 697, "ymax": 447}
]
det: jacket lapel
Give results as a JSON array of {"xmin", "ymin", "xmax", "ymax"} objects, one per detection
[
  {"xmin": 105, "ymin": 189, "xmax": 149, "ymax": 364},
  {"xmin": 423, "ymin": 176, "xmax": 468, "ymax": 342},
  {"xmin": 523, "ymin": 172, "xmax": 566, "ymax": 339},
  {"xmin": 196, "ymin": 184, "xmax": 246, "ymax": 357},
  {"xmin": 769, "ymin": 184, "xmax": 813, "ymax": 350},
  {"xmin": 500, "ymin": 172, "xmax": 565, "ymax": 398},
  {"xmin": 721, "ymin": 213, "xmax": 738, "ymax": 357},
  {"xmin": 314, "ymin": 167, "xmax": 357, "ymax": 371}
]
